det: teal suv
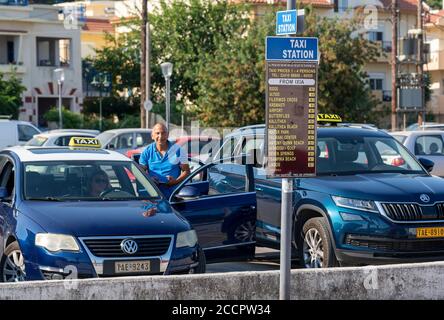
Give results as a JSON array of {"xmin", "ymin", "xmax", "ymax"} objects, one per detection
[{"xmin": 211, "ymin": 124, "xmax": 444, "ymax": 268}]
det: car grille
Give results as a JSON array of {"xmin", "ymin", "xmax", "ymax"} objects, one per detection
[
  {"xmin": 345, "ymin": 235, "xmax": 444, "ymax": 252},
  {"xmin": 380, "ymin": 202, "xmax": 444, "ymax": 222},
  {"xmin": 82, "ymin": 237, "xmax": 172, "ymax": 258}
]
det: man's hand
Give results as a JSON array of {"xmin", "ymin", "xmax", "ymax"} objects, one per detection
[{"xmin": 165, "ymin": 175, "xmax": 177, "ymax": 187}]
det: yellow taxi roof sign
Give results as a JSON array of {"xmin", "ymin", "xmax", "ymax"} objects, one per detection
[
  {"xmin": 68, "ymin": 137, "xmax": 101, "ymax": 148},
  {"xmin": 317, "ymin": 114, "xmax": 342, "ymax": 123}
]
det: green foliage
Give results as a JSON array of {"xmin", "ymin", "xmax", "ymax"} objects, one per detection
[
  {"xmin": 426, "ymin": 0, "xmax": 442, "ymax": 9},
  {"xmin": 303, "ymin": 10, "xmax": 382, "ymax": 124},
  {"xmin": 44, "ymin": 107, "xmax": 83, "ymax": 129},
  {"xmin": 195, "ymin": 12, "xmax": 273, "ymax": 127},
  {"xmin": 82, "ymin": 96, "xmax": 140, "ymax": 119},
  {"xmin": 0, "ymin": 71, "xmax": 26, "ymax": 120}
]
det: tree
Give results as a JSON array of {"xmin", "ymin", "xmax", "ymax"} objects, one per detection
[
  {"xmin": 302, "ymin": 9, "xmax": 382, "ymax": 123},
  {"xmin": 426, "ymin": 0, "xmax": 442, "ymax": 9},
  {"xmin": 0, "ymin": 70, "xmax": 26, "ymax": 119},
  {"xmin": 195, "ymin": 9, "xmax": 382, "ymax": 127}
]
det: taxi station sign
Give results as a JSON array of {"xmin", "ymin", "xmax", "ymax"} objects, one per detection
[{"xmin": 265, "ymin": 36, "xmax": 319, "ymax": 178}]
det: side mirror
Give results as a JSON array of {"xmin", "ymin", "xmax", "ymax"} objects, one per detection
[
  {"xmin": 419, "ymin": 158, "xmax": 434, "ymax": 173},
  {"xmin": 0, "ymin": 187, "xmax": 9, "ymax": 200},
  {"xmin": 176, "ymin": 186, "xmax": 200, "ymax": 200}
]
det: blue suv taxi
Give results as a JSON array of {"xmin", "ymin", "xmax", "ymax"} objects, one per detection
[
  {"xmin": 209, "ymin": 122, "xmax": 444, "ymax": 268},
  {"xmin": 0, "ymin": 138, "xmax": 207, "ymax": 281}
]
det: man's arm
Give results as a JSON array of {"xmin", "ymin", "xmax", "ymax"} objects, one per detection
[{"xmin": 166, "ymin": 163, "xmax": 190, "ymax": 187}]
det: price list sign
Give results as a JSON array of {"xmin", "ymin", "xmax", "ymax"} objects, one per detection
[{"xmin": 265, "ymin": 37, "xmax": 318, "ymax": 178}]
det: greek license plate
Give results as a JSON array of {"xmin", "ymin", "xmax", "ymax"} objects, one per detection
[
  {"xmin": 416, "ymin": 227, "xmax": 444, "ymax": 239},
  {"xmin": 115, "ymin": 260, "xmax": 151, "ymax": 274}
]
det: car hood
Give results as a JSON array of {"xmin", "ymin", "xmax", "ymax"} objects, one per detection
[
  {"xmin": 301, "ymin": 173, "xmax": 444, "ymax": 203},
  {"xmin": 18, "ymin": 199, "xmax": 190, "ymax": 237}
]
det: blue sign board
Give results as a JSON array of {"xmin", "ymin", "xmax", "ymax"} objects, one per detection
[
  {"xmin": 266, "ymin": 37, "xmax": 319, "ymax": 62},
  {"xmin": 276, "ymin": 10, "xmax": 297, "ymax": 35}
]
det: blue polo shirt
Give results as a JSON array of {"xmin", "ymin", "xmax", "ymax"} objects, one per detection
[{"xmin": 139, "ymin": 141, "xmax": 187, "ymax": 198}]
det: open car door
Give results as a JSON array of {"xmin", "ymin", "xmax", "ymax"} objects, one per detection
[{"xmin": 169, "ymin": 161, "xmax": 257, "ymax": 262}]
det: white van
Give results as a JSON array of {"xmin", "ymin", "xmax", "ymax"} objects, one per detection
[{"xmin": 0, "ymin": 120, "xmax": 41, "ymax": 150}]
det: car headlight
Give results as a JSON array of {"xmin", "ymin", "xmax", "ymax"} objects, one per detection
[
  {"xmin": 176, "ymin": 230, "xmax": 198, "ymax": 248},
  {"xmin": 332, "ymin": 196, "xmax": 379, "ymax": 213},
  {"xmin": 35, "ymin": 233, "xmax": 80, "ymax": 252}
]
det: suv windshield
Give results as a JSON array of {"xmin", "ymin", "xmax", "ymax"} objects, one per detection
[
  {"xmin": 23, "ymin": 161, "xmax": 160, "ymax": 201},
  {"xmin": 317, "ymin": 136, "xmax": 425, "ymax": 175}
]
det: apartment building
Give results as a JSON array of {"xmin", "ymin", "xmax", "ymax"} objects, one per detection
[
  {"xmin": 426, "ymin": 9, "xmax": 444, "ymax": 122},
  {"xmin": 0, "ymin": 1, "xmax": 83, "ymax": 127}
]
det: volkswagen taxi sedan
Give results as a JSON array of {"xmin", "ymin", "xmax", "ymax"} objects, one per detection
[
  {"xmin": 211, "ymin": 122, "xmax": 444, "ymax": 268},
  {"xmin": 0, "ymin": 140, "xmax": 204, "ymax": 282}
]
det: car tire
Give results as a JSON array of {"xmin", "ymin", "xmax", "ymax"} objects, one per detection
[
  {"xmin": 194, "ymin": 247, "xmax": 206, "ymax": 274},
  {"xmin": 299, "ymin": 217, "xmax": 339, "ymax": 268},
  {"xmin": 0, "ymin": 241, "xmax": 26, "ymax": 282}
]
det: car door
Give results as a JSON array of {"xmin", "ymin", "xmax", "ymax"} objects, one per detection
[
  {"xmin": 0, "ymin": 157, "xmax": 15, "ymax": 256},
  {"xmin": 413, "ymin": 134, "xmax": 444, "ymax": 176},
  {"xmin": 169, "ymin": 162, "xmax": 257, "ymax": 261}
]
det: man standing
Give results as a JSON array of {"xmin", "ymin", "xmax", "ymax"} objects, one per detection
[{"xmin": 139, "ymin": 123, "xmax": 190, "ymax": 198}]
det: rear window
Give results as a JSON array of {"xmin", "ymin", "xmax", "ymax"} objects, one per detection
[{"xmin": 26, "ymin": 136, "xmax": 48, "ymax": 146}]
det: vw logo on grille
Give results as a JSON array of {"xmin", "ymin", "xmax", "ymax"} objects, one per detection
[
  {"xmin": 121, "ymin": 239, "xmax": 138, "ymax": 254},
  {"xmin": 420, "ymin": 194, "xmax": 431, "ymax": 203}
]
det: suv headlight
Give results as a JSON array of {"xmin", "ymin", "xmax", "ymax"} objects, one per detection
[
  {"xmin": 176, "ymin": 230, "xmax": 198, "ymax": 248},
  {"xmin": 332, "ymin": 196, "xmax": 379, "ymax": 213},
  {"xmin": 35, "ymin": 233, "xmax": 80, "ymax": 252}
]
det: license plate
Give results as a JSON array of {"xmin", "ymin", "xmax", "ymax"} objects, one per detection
[
  {"xmin": 416, "ymin": 227, "xmax": 444, "ymax": 239},
  {"xmin": 115, "ymin": 260, "xmax": 151, "ymax": 274}
]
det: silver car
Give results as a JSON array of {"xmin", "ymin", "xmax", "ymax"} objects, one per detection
[
  {"xmin": 26, "ymin": 131, "xmax": 97, "ymax": 147},
  {"xmin": 96, "ymin": 128, "xmax": 153, "ymax": 154},
  {"xmin": 391, "ymin": 130, "xmax": 444, "ymax": 176}
]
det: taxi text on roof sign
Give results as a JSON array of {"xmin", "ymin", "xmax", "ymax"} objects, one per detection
[
  {"xmin": 68, "ymin": 137, "xmax": 101, "ymax": 148},
  {"xmin": 317, "ymin": 114, "xmax": 342, "ymax": 123}
]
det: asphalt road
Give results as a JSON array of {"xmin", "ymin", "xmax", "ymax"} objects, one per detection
[{"xmin": 206, "ymin": 247, "xmax": 301, "ymax": 273}]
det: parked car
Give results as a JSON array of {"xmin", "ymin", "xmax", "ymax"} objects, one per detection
[
  {"xmin": 126, "ymin": 135, "xmax": 220, "ymax": 164},
  {"xmin": 204, "ymin": 123, "xmax": 444, "ymax": 268},
  {"xmin": 0, "ymin": 139, "xmax": 207, "ymax": 281},
  {"xmin": 405, "ymin": 122, "xmax": 436, "ymax": 131},
  {"xmin": 96, "ymin": 129, "xmax": 153, "ymax": 154},
  {"xmin": 391, "ymin": 130, "xmax": 444, "ymax": 176},
  {"xmin": 42, "ymin": 129, "xmax": 100, "ymax": 136},
  {"xmin": 26, "ymin": 131, "xmax": 97, "ymax": 147},
  {"xmin": 0, "ymin": 120, "xmax": 40, "ymax": 150}
]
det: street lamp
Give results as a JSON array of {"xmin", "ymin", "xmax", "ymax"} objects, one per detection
[
  {"xmin": 161, "ymin": 62, "xmax": 173, "ymax": 131},
  {"xmin": 91, "ymin": 73, "xmax": 110, "ymax": 132},
  {"xmin": 53, "ymin": 68, "xmax": 65, "ymax": 129}
]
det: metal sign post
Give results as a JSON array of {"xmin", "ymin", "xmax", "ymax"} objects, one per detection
[{"xmin": 265, "ymin": 6, "xmax": 318, "ymax": 299}]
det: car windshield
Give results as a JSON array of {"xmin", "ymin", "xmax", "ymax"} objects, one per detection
[
  {"xmin": 26, "ymin": 136, "xmax": 48, "ymax": 146},
  {"xmin": 316, "ymin": 136, "xmax": 425, "ymax": 175},
  {"xmin": 23, "ymin": 161, "xmax": 160, "ymax": 201},
  {"xmin": 96, "ymin": 132, "xmax": 115, "ymax": 145}
]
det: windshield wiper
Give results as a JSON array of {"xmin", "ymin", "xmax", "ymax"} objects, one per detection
[{"xmin": 26, "ymin": 197, "xmax": 63, "ymax": 201}]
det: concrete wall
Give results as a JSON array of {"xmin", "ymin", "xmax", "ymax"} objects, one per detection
[{"xmin": 1, "ymin": 261, "xmax": 444, "ymax": 300}]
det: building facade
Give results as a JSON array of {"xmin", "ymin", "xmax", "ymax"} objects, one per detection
[{"xmin": 0, "ymin": 2, "xmax": 83, "ymax": 128}]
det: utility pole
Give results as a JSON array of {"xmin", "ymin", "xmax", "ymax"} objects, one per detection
[
  {"xmin": 417, "ymin": 0, "xmax": 425, "ymax": 126},
  {"xmin": 140, "ymin": 0, "xmax": 147, "ymax": 128},
  {"xmin": 391, "ymin": 0, "xmax": 398, "ymax": 131}
]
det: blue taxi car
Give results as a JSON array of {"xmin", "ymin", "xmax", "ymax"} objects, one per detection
[
  {"xmin": 0, "ymin": 140, "xmax": 255, "ymax": 282},
  {"xmin": 202, "ymin": 123, "xmax": 444, "ymax": 268}
]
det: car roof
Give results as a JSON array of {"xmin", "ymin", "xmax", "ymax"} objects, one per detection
[
  {"xmin": 3, "ymin": 146, "xmax": 131, "ymax": 162},
  {"xmin": 227, "ymin": 124, "xmax": 390, "ymax": 138},
  {"xmin": 34, "ymin": 132, "xmax": 96, "ymax": 138},
  {"xmin": 391, "ymin": 130, "xmax": 444, "ymax": 136},
  {"xmin": 99, "ymin": 128, "xmax": 152, "ymax": 134}
]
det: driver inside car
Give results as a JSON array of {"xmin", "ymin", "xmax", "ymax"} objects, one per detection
[{"xmin": 88, "ymin": 169, "xmax": 111, "ymax": 197}]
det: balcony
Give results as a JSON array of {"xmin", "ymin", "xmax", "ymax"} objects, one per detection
[
  {"xmin": 0, "ymin": 64, "xmax": 26, "ymax": 73},
  {"xmin": 371, "ymin": 90, "xmax": 392, "ymax": 104},
  {"xmin": 427, "ymin": 50, "xmax": 444, "ymax": 71},
  {"xmin": 374, "ymin": 41, "xmax": 392, "ymax": 62}
]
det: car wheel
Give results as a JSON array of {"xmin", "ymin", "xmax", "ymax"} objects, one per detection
[
  {"xmin": 299, "ymin": 217, "xmax": 338, "ymax": 269},
  {"xmin": 194, "ymin": 247, "xmax": 206, "ymax": 274},
  {"xmin": 229, "ymin": 218, "xmax": 256, "ymax": 243},
  {"xmin": 0, "ymin": 241, "xmax": 26, "ymax": 282}
]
